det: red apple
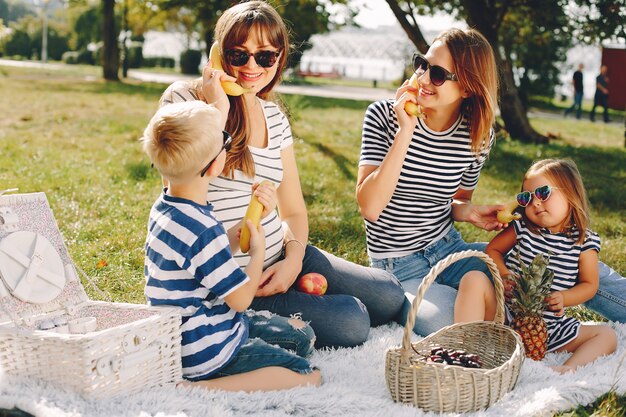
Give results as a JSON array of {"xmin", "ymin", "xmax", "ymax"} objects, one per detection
[{"xmin": 296, "ymin": 273, "xmax": 328, "ymax": 295}]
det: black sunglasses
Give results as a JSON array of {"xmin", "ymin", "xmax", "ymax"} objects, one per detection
[
  {"xmin": 516, "ymin": 185, "xmax": 560, "ymax": 207},
  {"xmin": 412, "ymin": 53, "xmax": 458, "ymax": 87},
  {"xmin": 200, "ymin": 131, "xmax": 232, "ymax": 177},
  {"xmin": 224, "ymin": 49, "xmax": 281, "ymax": 68}
]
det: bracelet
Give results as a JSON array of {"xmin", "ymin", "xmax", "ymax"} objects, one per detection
[{"xmin": 284, "ymin": 239, "xmax": 306, "ymax": 252}]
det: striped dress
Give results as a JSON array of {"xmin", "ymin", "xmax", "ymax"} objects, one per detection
[
  {"xmin": 505, "ymin": 218, "xmax": 601, "ymax": 351},
  {"xmin": 161, "ymin": 82, "xmax": 291, "ymax": 268},
  {"xmin": 359, "ymin": 99, "xmax": 493, "ymax": 259},
  {"xmin": 144, "ymin": 192, "xmax": 250, "ymax": 380}
]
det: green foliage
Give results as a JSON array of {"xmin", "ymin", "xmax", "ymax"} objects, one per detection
[
  {"xmin": 3, "ymin": 28, "xmax": 30, "ymax": 57},
  {"xmin": 31, "ymin": 26, "xmax": 70, "ymax": 61},
  {"xmin": 179, "ymin": 49, "xmax": 201, "ymax": 74},
  {"xmin": 0, "ymin": 0, "xmax": 35, "ymax": 24},
  {"xmin": 73, "ymin": 5, "xmax": 101, "ymax": 50},
  {"xmin": 571, "ymin": 0, "xmax": 626, "ymax": 43},
  {"xmin": 142, "ymin": 56, "xmax": 175, "ymax": 68},
  {"xmin": 127, "ymin": 45, "xmax": 143, "ymax": 68}
]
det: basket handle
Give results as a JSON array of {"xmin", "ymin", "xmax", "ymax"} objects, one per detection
[{"xmin": 401, "ymin": 250, "xmax": 504, "ymax": 353}]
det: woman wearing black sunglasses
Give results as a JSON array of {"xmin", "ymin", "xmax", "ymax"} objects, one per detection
[
  {"xmin": 157, "ymin": 0, "xmax": 404, "ymax": 349},
  {"xmin": 356, "ymin": 28, "xmax": 503, "ymax": 335}
]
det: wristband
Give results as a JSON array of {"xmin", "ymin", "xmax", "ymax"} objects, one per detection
[{"xmin": 284, "ymin": 239, "xmax": 306, "ymax": 252}]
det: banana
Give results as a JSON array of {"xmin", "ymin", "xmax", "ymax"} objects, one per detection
[
  {"xmin": 497, "ymin": 200, "xmax": 522, "ymax": 224},
  {"xmin": 404, "ymin": 73, "xmax": 426, "ymax": 118},
  {"xmin": 208, "ymin": 42, "xmax": 251, "ymax": 96},
  {"xmin": 240, "ymin": 180, "xmax": 274, "ymax": 253}
]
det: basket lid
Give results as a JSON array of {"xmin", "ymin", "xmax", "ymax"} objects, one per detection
[{"xmin": 0, "ymin": 192, "xmax": 88, "ymax": 324}]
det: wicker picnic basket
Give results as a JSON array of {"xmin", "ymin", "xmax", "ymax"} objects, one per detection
[
  {"xmin": 0, "ymin": 192, "xmax": 183, "ymax": 398},
  {"xmin": 385, "ymin": 250, "xmax": 524, "ymax": 413}
]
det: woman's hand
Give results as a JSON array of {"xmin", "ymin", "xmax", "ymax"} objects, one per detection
[
  {"xmin": 255, "ymin": 257, "xmax": 302, "ymax": 297},
  {"xmin": 547, "ymin": 291, "xmax": 565, "ymax": 316},
  {"xmin": 459, "ymin": 203, "xmax": 507, "ymax": 231},
  {"xmin": 252, "ymin": 181, "xmax": 277, "ymax": 219},
  {"xmin": 393, "ymin": 79, "xmax": 419, "ymax": 132},
  {"xmin": 200, "ymin": 62, "xmax": 237, "ymax": 124}
]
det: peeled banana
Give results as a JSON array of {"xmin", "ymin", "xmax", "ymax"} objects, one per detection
[
  {"xmin": 497, "ymin": 200, "xmax": 522, "ymax": 224},
  {"xmin": 208, "ymin": 42, "xmax": 251, "ymax": 96},
  {"xmin": 240, "ymin": 180, "xmax": 274, "ymax": 253},
  {"xmin": 404, "ymin": 73, "xmax": 426, "ymax": 118}
]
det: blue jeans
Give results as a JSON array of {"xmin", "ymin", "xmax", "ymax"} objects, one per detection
[
  {"xmin": 212, "ymin": 311, "xmax": 315, "ymax": 378},
  {"xmin": 565, "ymin": 91, "xmax": 583, "ymax": 119},
  {"xmin": 250, "ymin": 245, "xmax": 405, "ymax": 348},
  {"xmin": 370, "ymin": 226, "xmax": 626, "ymax": 336}
]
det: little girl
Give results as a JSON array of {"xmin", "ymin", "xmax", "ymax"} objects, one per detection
[{"xmin": 456, "ymin": 158, "xmax": 616, "ymax": 373}]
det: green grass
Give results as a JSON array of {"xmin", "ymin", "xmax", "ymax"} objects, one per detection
[{"xmin": 0, "ymin": 65, "xmax": 624, "ymax": 416}]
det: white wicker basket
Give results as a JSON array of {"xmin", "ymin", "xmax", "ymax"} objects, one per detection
[{"xmin": 0, "ymin": 192, "xmax": 183, "ymax": 398}]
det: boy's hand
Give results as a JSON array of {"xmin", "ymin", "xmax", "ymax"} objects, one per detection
[
  {"xmin": 546, "ymin": 291, "xmax": 564, "ymax": 316},
  {"xmin": 245, "ymin": 219, "xmax": 266, "ymax": 260},
  {"xmin": 252, "ymin": 182, "xmax": 277, "ymax": 219}
]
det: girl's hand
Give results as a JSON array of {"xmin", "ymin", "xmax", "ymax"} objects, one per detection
[
  {"xmin": 547, "ymin": 291, "xmax": 565, "ymax": 316},
  {"xmin": 393, "ymin": 79, "xmax": 419, "ymax": 132},
  {"xmin": 252, "ymin": 181, "xmax": 277, "ymax": 219},
  {"xmin": 255, "ymin": 257, "xmax": 301, "ymax": 297},
  {"xmin": 465, "ymin": 204, "xmax": 507, "ymax": 231}
]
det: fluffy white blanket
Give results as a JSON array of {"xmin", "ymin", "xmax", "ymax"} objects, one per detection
[{"xmin": 1, "ymin": 322, "xmax": 624, "ymax": 417}]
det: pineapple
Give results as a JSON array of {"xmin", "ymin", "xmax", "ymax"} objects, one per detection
[{"xmin": 509, "ymin": 253, "xmax": 554, "ymax": 361}]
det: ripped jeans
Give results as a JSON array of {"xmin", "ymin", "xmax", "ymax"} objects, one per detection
[{"xmin": 212, "ymin": 311, "xmax": 316, "ymax": 378}]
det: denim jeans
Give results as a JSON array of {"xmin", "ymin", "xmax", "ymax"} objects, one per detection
[
  {"xmin": 250, "ymin": 245, "xmax": 405, "ymax": 348},
  {"xmin": 371, "ymin": 227, "xmax": 487, "ymax": 336},
  {"xmin": 565, "ymin": 91, "xmax": 583, "ymax": 119},
  {"xmin": 370, "ymin": 226, "xmax": 626, "ymax": 336},
  {"xmin": 212, "ymin": 311, "xmax": 315, "ymax": 378}
]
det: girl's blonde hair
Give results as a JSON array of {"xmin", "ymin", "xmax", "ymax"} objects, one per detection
[
  {"xmin": 433, "ymin": 28, "xmax": 498, "ymax": 153},
  {"xmin": 141, "ymin": 101, "xmax": 223, "ymax": 184},
  {"xmin": 523, "ymin": 158, "xmax": 590, "ymax": 244},
  {"xmin": 214, "ymin": 0, "xmax": 290, "ymax": 178}
]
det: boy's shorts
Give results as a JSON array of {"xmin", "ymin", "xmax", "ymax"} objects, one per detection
[{"xmin": 211, "ymin": 311, "xmax": 317, "ymax": 378}]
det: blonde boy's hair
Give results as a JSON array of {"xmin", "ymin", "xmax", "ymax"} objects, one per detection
[
  {"xmin": 141, "ymin": 101, "xmax": 223, "ymax": 183},
  {"xmin": 523, "ymin": 158, "xmax": 590, "ymax": 244}
]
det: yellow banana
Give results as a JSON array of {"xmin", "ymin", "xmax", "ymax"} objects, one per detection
[
  {"xmin": 404, "ymin": 73, "xmax": 426, "ymax": 118},
  {"xmin": 497, "ymin": 200, "xmax": 522, "ymax": 224},
  {"xmin": 208, "ymin": 42, "xmax": 251, "ymax": 96},
  {"xmin": 240, "ymin": 180, "xmax": 274, "ymax": 253}
]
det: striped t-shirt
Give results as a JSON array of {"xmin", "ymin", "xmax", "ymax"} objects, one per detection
[
  {"xmin": 359, "ymin": 99, "xmax": 493, "ymax": 259},
  {"xmin": 161, "ymin": 82, "xmax": 291, "ymax": 268},
  {"xmin": 505, "ymin": 218, "xmax": 601, "ymax": 351},
  {"xmin": 144, "ymin": 192, "xmax": 249, "ymax": 380}
]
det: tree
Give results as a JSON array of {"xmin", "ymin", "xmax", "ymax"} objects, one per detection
[
  {"xmin": 158, "ymin": 0, "xmax": 350, "ymax": 69},
  {"xmin": 385, "ymin": 0, "xmax": 577, "ymax": 143},
  {"xmin": 102, "ymin": 0, "xmax": 119, "ymax": 81}
]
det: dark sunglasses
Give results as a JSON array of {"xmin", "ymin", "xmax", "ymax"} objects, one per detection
[
  {"xmin": 412, "ymin": 53, "xmax": 458, "ymax": 87},
  {"xmin": 224, "ymin": 49, "xmax": 281, "ymax": 68},
  {"xmin": 516, "ymin": 185, "xmax": 560, "ymax": 207},
  {"xmin": 200, "ymin": 131, "xmax": 232, "ymax": 177}
]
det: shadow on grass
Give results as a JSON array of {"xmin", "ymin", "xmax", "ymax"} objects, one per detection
[{"xmin": 310, "ymin": 142, "xmax": 355, "ymax": 181}]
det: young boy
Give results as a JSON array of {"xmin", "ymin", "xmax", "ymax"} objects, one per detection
[{"xmin": 141, "ymin": 100, "xmax": 321, "ymax": 391}]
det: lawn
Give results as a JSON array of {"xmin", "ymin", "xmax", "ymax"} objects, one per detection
[{"xmin": 0, "ymin": 65, "xmax": 624, "ymax": 416}]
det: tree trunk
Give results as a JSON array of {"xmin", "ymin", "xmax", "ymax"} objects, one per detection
[
  {"xmin": 385, "ymin": 0, "xmax": 429, "ymax": 53},
  {"xmin": 102, "ymin": 0, "xmax": 119, "ymax": 81},
  {"xmin": 462, "ymin": 1, "xmax": 547, "ymax": 143}
]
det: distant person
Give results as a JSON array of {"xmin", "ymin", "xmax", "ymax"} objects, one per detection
[
  {"xmin": 564, "ymin": 64, "xmax": 584, "ymax": 119},
  {"xmin": 590, "ymin": 65, "xmax": 610, "ymax": 123},
  {"xmin": 141, "ymin": 100, "xmax": 321, "ymax": 391}
]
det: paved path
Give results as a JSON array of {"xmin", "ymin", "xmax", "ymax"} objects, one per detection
[{"xmin": 1, "ymin": 59, "xmax": 622, "ymax": 126}]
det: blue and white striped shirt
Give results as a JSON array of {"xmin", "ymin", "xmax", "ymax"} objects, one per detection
[{"xmin": 144, "ymin": 192, "xmax": 249, "ymax": 380}]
